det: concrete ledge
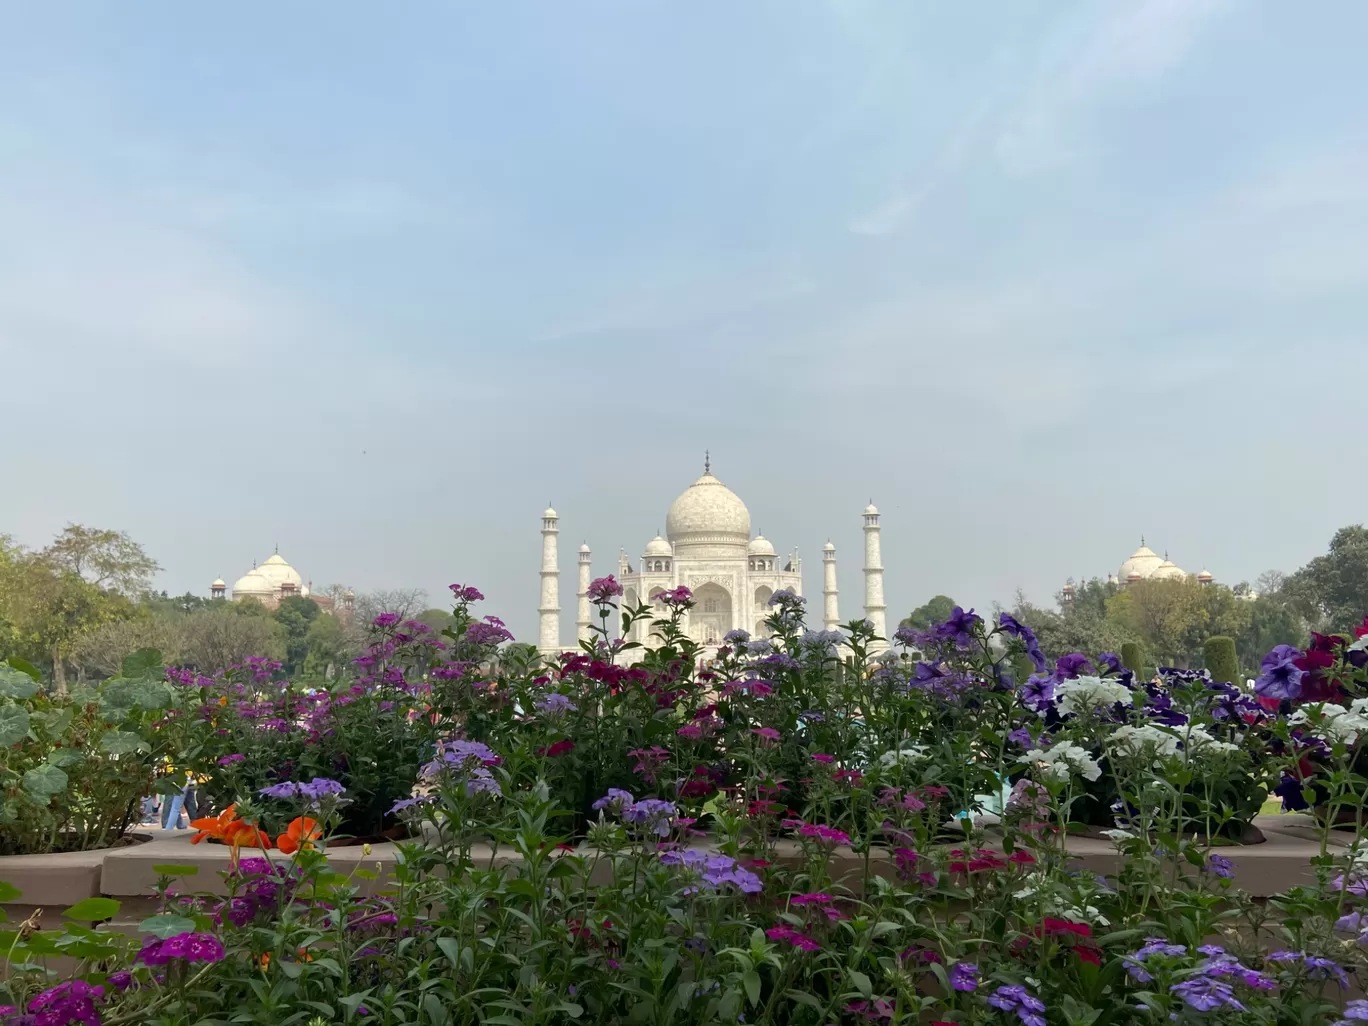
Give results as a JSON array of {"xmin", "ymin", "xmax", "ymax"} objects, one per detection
[{"xmin": 0, "ymin": 848, "xmax": 108, "ymax": 909}]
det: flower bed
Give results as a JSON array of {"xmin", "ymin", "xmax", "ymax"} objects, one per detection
[{"xmin": 3, "ymin": 588, "xmax": 1367, "ymax": 1025}]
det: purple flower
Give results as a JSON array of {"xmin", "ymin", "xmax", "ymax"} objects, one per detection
[
  {"xmin": 534, "ymin": 693, "xmax": 576, "ymax": 716},
  {"xmin": 1123, "ymin": 938, "xmax": 1188, "ymax": 982},
  {"xmin": 1007, "ymin": 727, "xmax": 1033, "ymax": 746},
  {"xmin": 28, "ymin": 979, "xmax": 106, "ymax": 1025},
  {"xmin": 621, "ymin": 798, "xmax": 677, "ymax": 837},
  {"xmin": 372, "ymin": 612, "xmax": 401, "ymax": 628},
  {"xmin": 389, "ymin": 794, "xmax": 436, "ymax": 816},
  {"xmin": 137, "ymin": 931, "xmax": 226, "ymax": 967},
  {"xmin": 592, "ymin": 789, "xmax": 636, "ymax": 812},
  {"xmin": 934, "ymin": 606, "xmax": 981, "ymax": 648},
  {"xmin": 297, "ymin": 777, "xmax": 345, "ymax": 801},
  {"xmin": 449, "ymin": 584, "xmax": 484, "ymax": 603},
  {"xmin": 1305, "ymin": 955, "xmax": 1351, "ymax": 988},
  {"xmin": 1055, "ymin": 653, "xmax": 1092, "ymax": 678},
  {"xmin": 1341, "ymin": 1000, "xmax": 1368, "ymax": 1021},
  {"xmin": 259, "ymin": 781, "xmax": 300, "ymax": 799},
  {"xmin": 465, "ymin": 617, "xmax": 515, "ymax": 646},
  {"xmin": 1254, "ymin": 644, "xmax": 1305, "ymax": 700},
  {"xmin": 1020, "ymin": 673, "xmax": 1056, "ymax": 713},
  {"xmin": 107, "ymin": 971, "xmax": 133, "ymax": 992},
  {"xmin": 1098, "ymin": 652, "xmax": 1123, "ymax": 674},
  {"xmin": 948, "ymin": 962, "xmax": 978, "ymax": 992},
  {"xmin": 1205, "ymin": 854, "xmax": 1235, "ymax": 879},
  {"xmin": 1171, "ymin": 978, "xmax": 1245, "ymax": 1012},
  {"xmin": 587, "ymin": 575, "xmax": 625, "ymax": 603},
  {"xmin": 766, "ymin": 588, "xmax": 805, "ymax": 608},
  {"xmin": 723, "ymin": 628, "xmax": 751, "ymax": 644},
  {"xmin": 217, "ymin": 753, "xmax": 245, "ymax": 766}
]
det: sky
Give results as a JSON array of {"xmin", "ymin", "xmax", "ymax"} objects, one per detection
[{"xmin": 2, "ymin": 1, "xmax": 1367, "ymax": 639}]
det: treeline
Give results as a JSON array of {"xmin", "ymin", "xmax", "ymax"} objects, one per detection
[
  {"xmin": 0, "ymin": 525, "xmax": 451, "ymax": 684},
  {"xmin": 902, "ymin": 525, "xmax": 1368, "ymax": 673}
]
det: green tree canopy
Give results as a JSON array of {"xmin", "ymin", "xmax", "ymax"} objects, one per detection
[
  {"xmin": 1283, "ymin": 525, "xmax": 1368, "ymax": 633},
  {"xmin": 900, "ymin": 595, "xmax": 958, "ymax": 631},
  {"xmin": 273, "ymin": 596, "xmax": 322, "ymax": 674}
]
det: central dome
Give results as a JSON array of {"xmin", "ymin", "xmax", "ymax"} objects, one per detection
[{"xmin": 666, "ymin": 472, "xmax": 751, "ymax": 548}]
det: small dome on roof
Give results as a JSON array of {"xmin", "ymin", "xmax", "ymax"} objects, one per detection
[
  {"xmin": 748, "ymin": 534, "xmax": 776, "ymax": 557},
  {"xmin": 211, "ymin": 578, "xmax": 226, "ymax": 588},
  {"xmin": 1152, "ymin": 557, "xmax": 1186, "ymax": 581},
  {"xmin": 579, "ymin": 542, "xmax": 591, "ymax": 553},
  {"xmin": 823, "ymin": 541, "xmax": 836, "ymax": 552},
  {"xmin": 543, "ymin": 506, "xmax": 558, "ymax": 519},
  {"xmin": 643, "ymin": 534, "xmax": 673, "ymax": 557},
  {"xmin": 864, "ymin": 503, "xmax": 879, "ymax": 515},
  {"xmin": 1197, "ymin": 568, "xmax": 1214, "ymax": 582},
  {"xmin": 232, "ymin": 569, "xmax": 273, "ymax": 597}
]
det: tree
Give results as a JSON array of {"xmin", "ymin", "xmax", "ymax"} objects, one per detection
[
  {"xmin": 69, "ymin": 615, "xmax": 183, "ymax": 680},
  {"xmin": 1236, "ymin": 594, "xmax": 1306, "ymax": 673},
  {"xmin": 179, "ymin": 606, "xmax": 283, "ymax": 674},
  {"xmin": 414, "ymin": 607, "xmax": 455, "ymax": 635},
  {"xmin": 355, "ymin": 588, "xmax": 429, "ymax": 623},
  {"xmin": 42, "ymin": 525, "xmax": 160, "ymax": 595},
  {"xmin": 900, "ymin": 595, "xmax": 958, "ymax": 631},
  {"xmin": 302, "ymin": 613, "xmax": 352, "ymax": 678},
  {"xmin": 1203, "ymin": 636, "xmax": 1239, "ymax": 685},
  {"xmin": 1284, "ymin": 525, "xmax": 1368, "ymax": 633},
  {"xmin": 1106, "ymin": 579, "xmax": 1205, "ymax": 667},
  {"xmin": 273, "ymin": 596, "xmax": 321, "ymax": 675}
]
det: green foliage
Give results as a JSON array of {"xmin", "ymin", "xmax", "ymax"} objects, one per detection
[
  {"xmin": 900, "ymin": 595, "xmax": 957, "ymax": 631},
  {"xmin": 1203, "ymin": 635, "xmax": 1239, "ymax": 684},
  {"xmin": 1120, "ymin": 642, "xmax": 1143, "ymax": 673},
  {"xmin": 0, "ymin": 662, "xmax": 175, "ymax": 855},
  {"xmin": 1284, "ymin": 524, "xmax": 1368, "ymax": 632},
  {"xmin": 272, "ymin": 596, "xmax": 321, "ymax": 675}
]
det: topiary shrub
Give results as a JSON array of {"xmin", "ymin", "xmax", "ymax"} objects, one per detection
[
  {"xmin": 1204, "ymin": 635, "xmax": 1239, "ymax": 685},
  {"xmin": 1120, "ymin": 642, "xmax": 1143, "ymax": 674}
]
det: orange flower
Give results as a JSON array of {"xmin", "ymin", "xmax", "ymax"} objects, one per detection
[
  {"xmin": 276, "ymin": 816, "xmax": 322, "ymax": 855},
  {"xmin": 190, "ymin": 804, "xmax": 241, "ymax": 844},
  {"xmin": 224, "ymin": 822, "xmax": 272, "ymax": 851}
]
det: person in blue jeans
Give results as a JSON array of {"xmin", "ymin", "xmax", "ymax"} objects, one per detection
[{"xmin": 160, "ymin": 774, "xmax": 199, "ymax": 829}]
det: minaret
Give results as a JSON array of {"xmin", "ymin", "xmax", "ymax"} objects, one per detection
[
  {"xmin": 538, "ymin": 505, "xmax": 561, "ymax": 654},
  {"xmin": 822, "ymin": 542, "xmax": 839, "ymax": 631},
  {"xmin": 862, "ymin": 502, "xmax": 887, "ymax": 653},
  {"xmin": 576, "ymin": 543, "xmax": 592, "ymax": 644}
]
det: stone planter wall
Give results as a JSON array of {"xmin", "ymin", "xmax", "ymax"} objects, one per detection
[{"xmin": 2, "ymin": 813, "xmax": 1361, "ymax": 962}]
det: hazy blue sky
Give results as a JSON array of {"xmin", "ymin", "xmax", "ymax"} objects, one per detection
[{"xmin": 3, "ymin": 1, "xmax": 1366, "ymax": 639}]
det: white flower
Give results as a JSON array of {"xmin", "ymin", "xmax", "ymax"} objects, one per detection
[
  {"xmin": 1111, "ymin": 724, "xmax": 1181, "ymax": 760},
  {"xmin": 1288, "ymin": 703, "xmax": 1368, "ymax": 745},
  {"xmin": 1055, "ymin": 675, "xmax": 1132, "ymax": 717},
  {"xmin": 1349, "ymin": 635, "xmax": 1368, "ymax": 654},
  {"xmin": 1064, "ymin": 904, "xmax": 1110, "ymax": 927},
  {"xmin": 1016, "ymin": 742, "xmax": 1102, "ymax": 783},
  {"xmin": 1101, "ymin": 828, "xmax": 1137, "ymax": 842},
  {"xmin": 880, "ymin": 747, "xmax": 928, "ymax": 766}
]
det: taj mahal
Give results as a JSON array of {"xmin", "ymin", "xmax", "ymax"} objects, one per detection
[{"xmin": 535, "ymin": 457, "xmax": 889, "ymax": 658}]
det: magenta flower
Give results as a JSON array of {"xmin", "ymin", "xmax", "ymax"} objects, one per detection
[
  {"xmin": 810, "ymin": 752, "xmax": 835, "ymax": 764},
  {"xmin": 656, "ymin": 586, "xmax": 693, "ymax": 608},
  {"xmin": 587, "ymin": 575, "xmax": 625, "ymax": 604},
  {"xmin": 449, "ymin": 584, "xmax": 485, "ymax": 603},
  {"xmin": 751, "ymin": 727, "xmax": 781, "ymax": 743},
  {"xmin": 372, "ymin": 612, "xmax": 401, "ymax": 628},
  {"xmin": 799, "ymin": 823, "xmax": 851, "ymax": 847},
  {"xmin": 217, "ymin": 754, "xmax": 246, "ymax": 766}
]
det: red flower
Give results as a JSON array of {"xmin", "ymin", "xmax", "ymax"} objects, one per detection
[
  {"xmin": 1007, "ymin": 851, "xmax": 1036, "ymax": 865},
  {"xmin": 538, "ymin": 740, "xmax": 575, "ymax": 757},
  {"xmin": 1075, "ymin": 946, "xmax": 1101, "ymax": 966},
  {"xmin": 1355, "ymin": 618, "xmax": 1368, "ymax": 639},
  {"xmin": 1041, "ymin": 918, "xmax": 1091, "ymax": 938}
]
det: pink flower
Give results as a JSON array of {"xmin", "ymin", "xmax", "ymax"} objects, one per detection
[
  {"xmin": 751, "ymin": 727, "xmax": 781, "ymax": 743},
  {"xmin": 799, "ymin": 823, "xmax": 851, "ymax": 847},
  {"xmin": 791, "ymin": 892, "xmax": 834, "ymax": 905},
  {"xmin": 810, "ymin": 753, "xmax": 835, "ymax": 763}
]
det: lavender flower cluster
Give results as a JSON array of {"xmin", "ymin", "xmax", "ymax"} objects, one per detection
[
  {"xmin": 658, "ymin": 849, "xmax": 763, "ymax": 893},
  {"xmin": 592, "ymin": 790, "xmax": 677, "ymax": 837}
]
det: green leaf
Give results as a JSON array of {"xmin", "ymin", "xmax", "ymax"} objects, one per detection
[
  {"xmin": 0, "ymin": 666, "xmax": 38, "ymax": 700},
  {"xmin": 0, "ymin": 881, "xmax": 22, "ymax": 903},
  {"xmin": 45, "ymin": 748, "xmax": 86, "ymax": 768},
  {"xmin": 63, "ymin": 897, "xmax": 121, "ymax": 922},
  {"xmin": 849, "ymin": 970, "xmax": 873, "ymax": 999},
  {"xmin": 139, "ymin": 914, "xmax": 195, "ymax": 938},
  {"xmin": 121, "ymin": 648, "xmax": 164, "ymax": 679},
  {"xmin": 436, "ymin": 936, "xmax": 462, "ymax": 967},
  {"xmin": 21, "ymin": 764, "xmax": 68, "ymax": 801},
  {"xmin": 99, "ymin": 730, "xmax": 148, "ymax": 756},
  {"xmin": 742, "ymin": 969, "xmax": 761, "ymax": 1007},
  {"xmin": 152, "ymin": 864, "xmax": 199, "ymax": 877},
  {"xmin": 4, "ymin": 658, "xmax": 42, "ymax": 682},
  {"xmin": 0, "ymin": 706, "xmax": 29, "ymax": 747},
  {"xmin": 423, "ymin": 993, "xmax": 451, "ymax": 1025}
]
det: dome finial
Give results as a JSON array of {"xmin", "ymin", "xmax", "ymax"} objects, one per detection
[
  {"xmin": 1141, "ymin": 534, "xmax": 1146, "ymax": 546},
  {"xmin": 704, "ymin": 449, "xmax": 710, "ymax": 474}
]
